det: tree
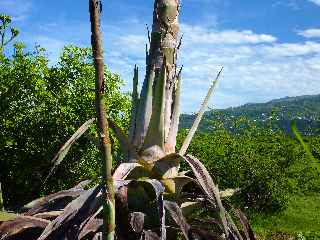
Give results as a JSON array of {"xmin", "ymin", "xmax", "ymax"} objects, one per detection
[{"xmin": 0, "ymin": 44, "xmax": 130, "ymax": 208}]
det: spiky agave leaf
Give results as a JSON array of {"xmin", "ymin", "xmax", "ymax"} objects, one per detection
[
  {"xmin": 33, "ymin": 211, "xmax": 63, "ymax": 220},
  {"xmin": 109, "ymin": 119, "xmax": 138, "ymax": 160},
  {"xmin": 129, "ymin": 65, "xmax": 140, "ymax": 145},
  {"xmin": 45, "ymin": 118, "xmax": 96, "ymax": 181},
  {"xmin": 24, "ymin": 188, "xmax": 86, "ymax": 216},
  {"xmin": 113, "ymin": 163, "xmax": 143, "ymax": 180},
  {"xmin": 114, "ymin": 179, "xmax": 166, "ymax": 239},
  {"xmin": 235, "ymin": 209, "xmax": 256, "ymax": 240},
  {"xmin": 115, "ymin": 185, "xmax": 146, "ymax": 240},
  {"xmin": 179, "ymin": 68, "xmax": 223, "ymax": 156},
  {"xmin": 138, "ymin": 179, "xmax": 166, "ymax": 239},
  {"xmin": 37, "ymin": 185, "xmax": 102, "ymax": 240},
  {"xmin": 129, "ymin": 212, "xmax": 145, "ymax": 234},
  {"xmin": 0, "ymin": 216, "xmax": 50, "ymax": 240},
  {"xmin": 225, "ymin": 212, "xmax": 243, "ymax": 240},
  {"xmin": 133, "ymin": 68, "xmax": 155, "ymax": 151},
  {"xmin": 143, "ymin": 61, "xmax": 167, "ymax": 151},
  {"xmin": 183, "ymin": 154, "xmax": 229, "ymax": 238},
  {"xmin": 166, "ymin": 72, "xmax": 182, "ymax": 153},
  {"xmin": 78, "ymin": 207, "xmax": 103, "ymax": 239},
  {"xmin": 164, "ymin": 200, "xmax": 191, "ymax": 240},
  {"xmin": 22, "ymin": 180, "xmax": 90, "ymax": 215}
]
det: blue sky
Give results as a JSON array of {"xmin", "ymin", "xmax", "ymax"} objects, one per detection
[{"xmin": 1, "ymin": 0, "xmax": 320, "ymax": 113}]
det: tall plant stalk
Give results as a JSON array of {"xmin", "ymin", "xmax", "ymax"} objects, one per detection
[
  {"xmin": 89, "ymin": 1, "xmax": 115, "ymax": 239},
  {"xmin": 128, "ymin": 0, "xmax": 181, "ymax": 163}
]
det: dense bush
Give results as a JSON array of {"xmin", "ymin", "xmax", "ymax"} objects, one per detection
[
  {"xmin": 177, "ymin": 121, "xmax": 320, "ymax": 212},
  {"xmin": 0, "ymin": 44, "xmax": 131, "ymax": 208}
]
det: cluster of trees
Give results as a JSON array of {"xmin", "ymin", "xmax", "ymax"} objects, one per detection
[{"xmin": 0, "ymin": 43, "xmax": 131, "ymax": 208}]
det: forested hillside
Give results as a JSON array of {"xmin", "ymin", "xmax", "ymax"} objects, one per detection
[{"xmin": 180, "ymin": 94, "xmax": 320, "ymax": 135}]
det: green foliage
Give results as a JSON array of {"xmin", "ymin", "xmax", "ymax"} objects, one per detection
[
  {"xmin": 0, "ymin": 44, "xmax": 131, "ymax": 208},
  {"xmin": 0, "ymin": 14, "xmax": 19, "ymax": 52},
  {"xmin": 177, "ymin": 120, "xmax": 320, "ymax": 212}
]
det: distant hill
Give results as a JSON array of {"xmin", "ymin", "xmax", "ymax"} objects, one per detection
[{"xmin": 180, "ymin": 94, "xmax": 320, "ymax": 135}]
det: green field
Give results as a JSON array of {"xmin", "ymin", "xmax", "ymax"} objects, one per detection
[{"xmin": 250, "ymin": 194, "xmax": 320, "ymax": 239}]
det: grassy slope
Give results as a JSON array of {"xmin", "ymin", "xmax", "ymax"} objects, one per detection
[{"xmin": 250, "ymin": 193, "xmax": 320, "ymax": 239}]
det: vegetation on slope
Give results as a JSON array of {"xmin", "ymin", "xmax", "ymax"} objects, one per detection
[{"xmin": 180, "ymin": 95, "xmax": 320, "ymax": 135}]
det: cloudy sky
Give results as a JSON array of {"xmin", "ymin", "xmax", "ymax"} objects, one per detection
[{"xmin": 1, "ymin": 0, "xmax": 320, "ymax": 112}]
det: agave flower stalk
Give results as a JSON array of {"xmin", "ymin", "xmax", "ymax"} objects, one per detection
[
  {"xmin": 128, "ymin": 0, "xmax": 181, "ymax": 163},
  {"xmin": 89, "ymin": 0, "xmax": 115, "ymax": 239}
]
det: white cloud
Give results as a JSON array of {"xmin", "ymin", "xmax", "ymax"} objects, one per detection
[
  {"xmin": 298, "ymin": 28, "xmax": 320, "ymax": 38},
  {"xmin": 263, "ymin": 41, "xmax": 320, "ymax": 57},
  {"xmin": 173, "ymin": 24, "xmax": 320, "ymax": 111},
  {"xmin": 181, "ymin": 24, "xmax": 277, "ymax": 45},
  {"xmin": 309, "ymin": 0, "xmax": 320, "ymax": 6},
  {"xmin": 106, "ymin": 23, "xmax": 320, "ymax": 112}
]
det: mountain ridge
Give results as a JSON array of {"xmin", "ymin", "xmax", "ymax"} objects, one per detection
[{"xmin": 180, "ymin": 94, "xmax": 320, "ymax": 135}]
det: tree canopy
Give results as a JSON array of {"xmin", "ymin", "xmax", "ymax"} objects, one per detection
[{"xmin": 0, "ymin": 44, "xmax": 131, "ymax": 208}]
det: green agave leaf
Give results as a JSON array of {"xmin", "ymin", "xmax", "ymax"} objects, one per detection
[
  {"xmin": 166, "ymin": 72, "xmax": 182, "ymax": 153},
  {"xmin": 179, "ymin": 68, "xmax": 223, "ymax": 156},
  {"xmin": 0, "ymin": 211, "xmax": 17, "ymax": 222},
  {"xmin": 33, "ymin": 211, "xmax": 64, "ymax": 220},
  {"xmin": 129, "ymin": 65, "xmax": 140, "ymax": 144},
  {"xmin": 109, "ymin": 119, "xmax": 138, "ymax": 160},
  {"xmin": 125, "ymin": 165, "xmax": 151, "ymax": 180},
  {"xmin": 143, "ymin": 60, "xmax": 167, "ymax": 151},
  {"xmin": 133, "ymin": 68, "xmax": 155, "ymax": 150},
  {"xmin": 46, "ymin": 118, "xmax": 96, "ymax": 181}
]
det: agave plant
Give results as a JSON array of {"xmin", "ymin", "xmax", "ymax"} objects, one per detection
[{"xmin": 0, "ymin": 0, "xmax": 256, "ymax": 240}]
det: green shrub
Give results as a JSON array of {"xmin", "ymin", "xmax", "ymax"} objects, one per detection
[{"xmin": 177, "ymin": 123, "xmax": 320, "ymax": 212}]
